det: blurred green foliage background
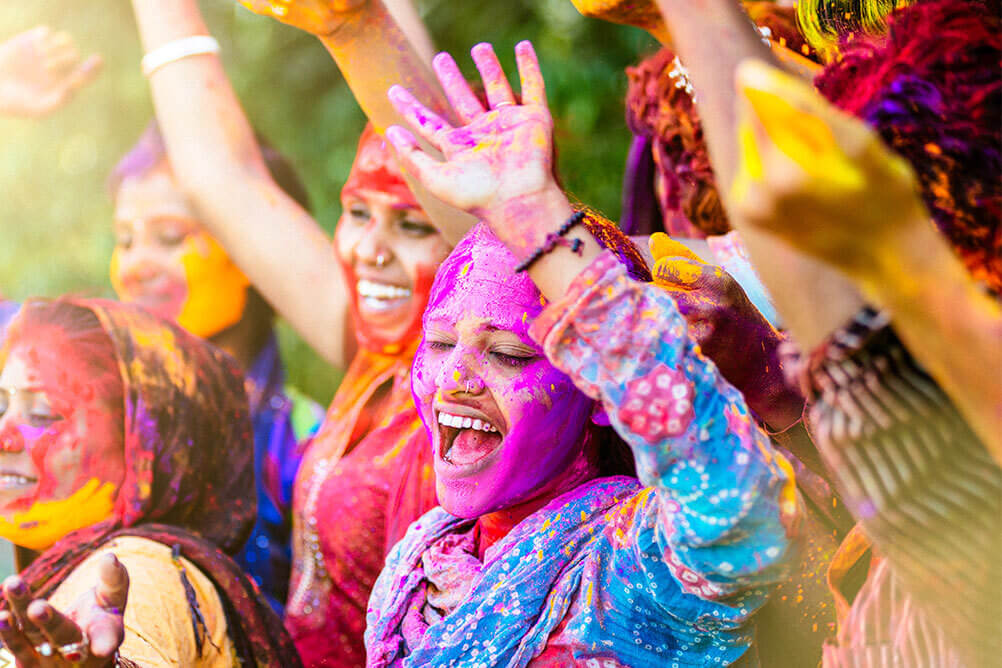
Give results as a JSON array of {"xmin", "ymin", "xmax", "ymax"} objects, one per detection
[{"xmin": 0, "ymin": 0, "xmax": 657, "ymax": 405}]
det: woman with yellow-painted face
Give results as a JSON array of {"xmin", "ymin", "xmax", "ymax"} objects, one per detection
[
  {"xmin": 0, "ymin": 298, "xmax": 301, "ymax": 667},
  {"xmin": 107, "ymin": 123, "xmax": 324, "ymax": 615}
]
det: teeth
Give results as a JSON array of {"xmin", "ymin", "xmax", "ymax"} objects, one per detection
[
  {"xmin": 357, "ymin": 279, "xmax": 412, "ymax": 300},
  {"xmin": 0, "ymin": 474, "xmax": 34, "ymax": 486},
  {"xmin": 437, "ymin": 411, "xmax": 498, "ymax": 433}
]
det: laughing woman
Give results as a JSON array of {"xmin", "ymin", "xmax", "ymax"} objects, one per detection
[
  {"xmin": 0, "ymin": 298, "xmax": 299, "ymax": 666},
  {"xmin": 361, "ymin": 42, "xmax": 800, "ymax": 665}
]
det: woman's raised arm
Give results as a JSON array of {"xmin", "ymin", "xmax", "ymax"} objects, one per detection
[
  {"xmin": 130, "ymin": 0, "xmax": 351, "ymax": 366},
  {"xmin": 238, "ymin": 0, "xmax": 478, "ymax": 244}
]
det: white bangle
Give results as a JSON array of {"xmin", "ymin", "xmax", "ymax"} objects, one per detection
[{"xmin": 141, "ymin": 35, "xmax": 220, "ymax": 78}]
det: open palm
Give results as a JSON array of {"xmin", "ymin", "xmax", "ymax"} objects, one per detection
[
  {"xmin": 386, "ymin": 42, "xmax": 556, "ymax": 224},
  {"xmin": 0, "ymin": 27, "xmax": 101, "ymax": 118}
]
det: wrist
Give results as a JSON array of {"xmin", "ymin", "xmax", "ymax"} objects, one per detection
[
  {"xmin": 486, "ymin": 184, "xmax": 573, "ymax": 259},
  {"xmin": 842, "ymin": 203, "xmax": 934, "ymax": 289}
]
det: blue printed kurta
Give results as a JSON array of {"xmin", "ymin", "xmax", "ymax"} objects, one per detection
[{"xmin": 366, "ymin": 252, "xmax": 799, "ymax": 666}]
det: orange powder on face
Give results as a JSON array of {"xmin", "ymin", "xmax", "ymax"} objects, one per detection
[
  {"xmin": 175, "ymin": 232, "xmax": 250, "ymax": 338},
  {"xmin": 0, "ymin": 478, "xmax": 117, "ymax": 551}
]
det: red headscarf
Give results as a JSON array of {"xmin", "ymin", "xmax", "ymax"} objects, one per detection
[
  {"xmin": 335, "ymin": 125, "xmax": 430, "ymax": 355},
  {"xmin": 1, "ymin": 298, "xmax": 301, "ymax": 666}
]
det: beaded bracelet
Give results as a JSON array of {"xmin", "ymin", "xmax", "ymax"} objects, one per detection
[{"xmin": 514, "ymin": 210, "xmax": 587, "ymax": 273}]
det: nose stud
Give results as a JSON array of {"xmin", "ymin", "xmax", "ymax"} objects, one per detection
[{"xmin": 376, "ymin": 254, "xmax": 387, "ymax": 267}]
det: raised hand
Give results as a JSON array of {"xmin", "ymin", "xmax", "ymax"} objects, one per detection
[
  {"xmin": 386, "ymin": 41, "xmax": 562, "ymax": 250},
  {"xmin": 568, "ymin": 0, "xmax": 671, "ymax": 43},
  {"xmin": 730, "ymin": 59, "xmax": 926, "ymax": 281},
  {"xmin": 0, "ymin": 26, "xmax": 102, "ymax": 118},
  {"xmin": 0, "ymin": 554, "xmax": 129, "ymax": 667},
  {"xmin": 237, "ymin": 0, "xmax": 369, "ymax": 36}
]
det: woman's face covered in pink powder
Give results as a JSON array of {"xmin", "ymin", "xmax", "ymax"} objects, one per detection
[{"xmin": 412, "ymin": 225, "xmax": 595, "ymax": 518}]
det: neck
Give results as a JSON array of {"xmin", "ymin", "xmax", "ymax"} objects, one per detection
[
  {"xmin": 475, "ymin": 432, "xmax": 600, "ymax": 560},
  {"xmin": 210, "ymin": 313, "xmax": 270, "ymax": 371}
]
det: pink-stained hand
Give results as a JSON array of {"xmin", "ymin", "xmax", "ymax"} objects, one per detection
[
  {"xmin": 0, "ymin": 26, "xmax": 102, "ymax": 118},
  {"xmin": 0, "ymin": 554, "xmax": 129, "ymax": 667},
  {"xmin": 385, "ymin": 41, "xmax": 560, "ymax": 245},
  {"xmin": 237, "ymin": 0, "xmax": 368, "ymax": 36}
]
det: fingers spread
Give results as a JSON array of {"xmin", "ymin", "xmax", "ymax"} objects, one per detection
[
  {"xmin": 432, "ymin": 52, "xmax": 484, "ymax": 124},
  {"xmin": 94, "ymin": 553, "xmax": 129, "ymax": 613},
  {"xmin": 388, "ymin": 85, "xmax": 453, "ymax": 148},
  {"xmin": 514, "ymin": 41, "xmax": 547, "ymax": 108},
  {"xmin": 471, "ymin": 43, "xmax": 516, "ymax": 109}
]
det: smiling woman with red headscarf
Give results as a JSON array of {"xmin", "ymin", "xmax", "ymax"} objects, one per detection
[{"xmin": 0, "ymin": 298, "xmax": 299, "ymax": 667}]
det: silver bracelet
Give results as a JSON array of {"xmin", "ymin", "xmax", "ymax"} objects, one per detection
[{"xmin": 141, "ymin": 35, "xmax": 220, "ymax": 78}]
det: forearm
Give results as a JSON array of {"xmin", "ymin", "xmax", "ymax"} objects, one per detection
[
  {"xmin": 803, "ymin": 316, "xmax": 1002, "ymax": 658},
  {"xmin": 531, "ymin": 253, "xmax": 796, "ymax": 591},
  {"xmin": 317, "ymin": 1, "xmax": 446, "ymax": 130},
  {"xmin": 130, "ymin": 0, "xmax": 349, "ymax": 365},
  {"xmin": 383, "ymin": 0, "xmax": 435, "ymax": 68},
  {"xmin": 654, "ymin": 0, "xmax": 776, "ymax": 190},
  {"xmin": 864, "ymin": 221, "xmax": 1002, "ymax": 461},
  {"xmin": 316, "ymin": 2, "xmax": 477, "ymax": 245},
  {"xmin": 649, "ymin": 0, "xmax": 865, "ymax": 350}
]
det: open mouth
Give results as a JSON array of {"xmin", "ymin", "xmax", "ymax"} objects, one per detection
[
  {"xmin": 436, "ymin": 410, "xmax": 504, "ymax": 467},
  {"xmin": 357, "ymin": 279, "xmax": 412, "ymax": 312}
]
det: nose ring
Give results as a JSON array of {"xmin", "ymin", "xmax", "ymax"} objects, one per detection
[
  {"xmin": 465, "ymin": 380, "xmax": 476, "ymax": 394},
  {"xmin": 376, "ymin": 254, "xmax": 387, "ymax": 267}
]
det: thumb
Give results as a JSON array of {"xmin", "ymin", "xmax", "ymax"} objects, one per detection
[
  {"xmin": 385, "ymin": 125, "xmax": 456, "ymax": 203},
  {"xmin": 94, "ymin": 553, "xmax": 128, "ymax": 613}
]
